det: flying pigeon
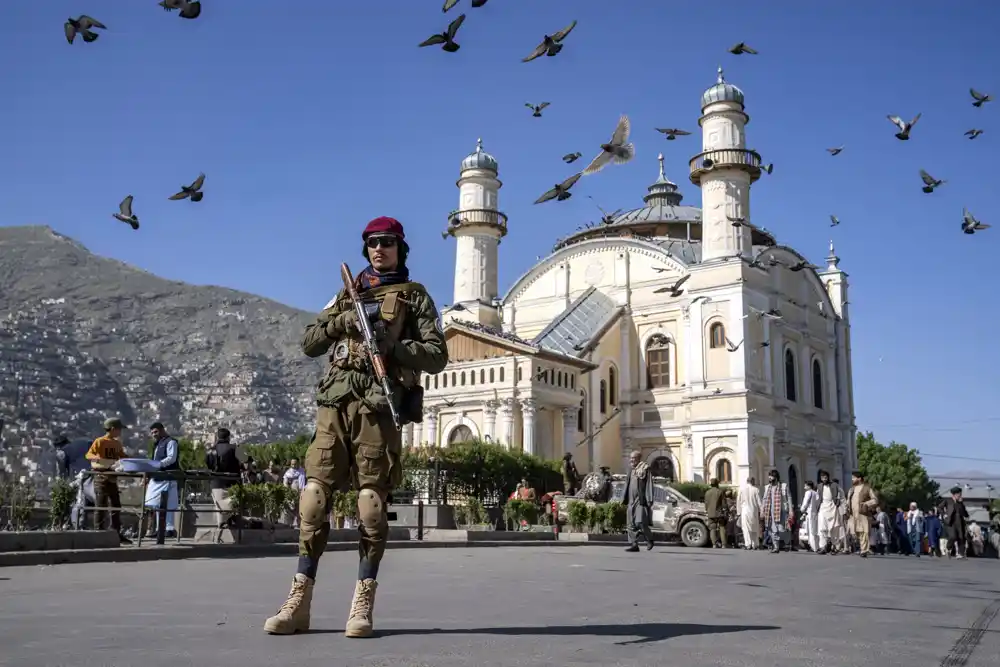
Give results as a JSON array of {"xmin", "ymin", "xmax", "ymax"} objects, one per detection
[
  {"xmin": 65, "ymin": 15, "xmax": 106, "ymax": 44},
  {"xmin": 725, "ymin": 337, "xmax": 744, "ymax": 352},
  {"xmin": 970, "ymin": 88, "xmax": 992, "ymax": 107},
  {"xmin": 655, "ymin": 128, "xmax": 691, "ymax": 141},
  {"xmin": 728, "ymin": 42, "xmax": 757, "ymax": 55},
  {"xmin": 787, "ymin": 260, "xmax": 818, "ymax": 272},
  {"xmin": 582, "ymin": 115, "xmax": 634, "ymax": 175},
  {"xmin": 419, "ymin": 14, "xmax": 465, "ymax": 52},
  {"xmin": 919, "ymin": 169, "xmax": 945, "ymax": 193},
  {"xmin": 522, "ymin": 20, "xmax": 577, "ymax": 62},
  {"xmin": 526, "ymin": 102, "xmax": 550, "ymax": 118},
  {"xmin": 887, "ymin": 113, "xmax": 921, "ymax": 140},
  {"xmin": 762, "ymin": 163, "xmax": 774, "ymax": 175},
  {"xmin": 562, "ymin": 152, "xmax": 582, "ymax": 164},
  {"xmin": 113, "ymin": 196, "xmax": 139, "ymax": 230},
  {"xmin": 727, "ymin": 215, "xmax": 747, "ymax": 228},
  {"xmin": 653, "ymin": 274, "xmax": 690, "ymax": 297},
  {"xmin": 534, "ymin": 173, "xmax": 582, "ymax": 204},
  {"xmin": 829, "ymin": 215, "xmax": 840, "ymax": 227},
  {"xmin": 168, "ymin": 173, "xmax": 206, "ymax": 202},
  {"xmin": 962, "ymin": 208, "xmax": 989, "ymax": 235},
  {"xmin": 965, "ymin": 129, "xmax": 983, "ymax": 140},
  {"xmin": 588, "ymin": 196, "xmax": 621, "ymax": 225},
  {"xmin": 827, "ymin": 146, "xmax": 844, "ymax": 156},
  {"xmin": 159, "ymin": 0, "xmax": 201, "ymax": 18},
  {"xmin": 443, "ymin": 0, "xmax": 488, "ymax": 11}
]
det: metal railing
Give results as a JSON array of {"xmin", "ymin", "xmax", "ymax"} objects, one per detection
[
  {"xmin": 688, "ymin": 148, "xmax": 763, "ymax": 183},
  {"xmin": 447, "ymin": 208, "xmax": 509, "ymax": 235},
  {"xmin": 80, "ymin": 470, "xmax": 242, "ymax": 546}
]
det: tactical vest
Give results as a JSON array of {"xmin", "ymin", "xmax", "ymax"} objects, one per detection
[{"xmin": 328, "ymin": 281, "xmax": 427, "ymax": 389}]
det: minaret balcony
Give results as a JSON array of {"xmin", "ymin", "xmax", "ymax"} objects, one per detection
[
  {"xmin": 447, "ymin": 208, "xmax": 509, "ymax": 236},
  {"xmin": 688, "ymin": 148, "xmax": 763, "ymax": 184}
]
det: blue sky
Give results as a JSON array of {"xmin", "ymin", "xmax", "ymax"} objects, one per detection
[{"xmin": 3, "ymin": 1, "xmax": 998, "ymax": 476}]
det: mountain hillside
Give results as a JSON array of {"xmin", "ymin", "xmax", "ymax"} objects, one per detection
[{"xmin": 0, "ymin": 225, "xmax": 324, "ymax": 480}]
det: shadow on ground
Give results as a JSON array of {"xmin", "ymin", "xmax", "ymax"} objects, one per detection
[
  {"xmin": 833, "ymin": 603, "xmax": 931, "ymax": 614},
  {"xmin": 360, "ymin": 622, "xmax": 781, "ymax": 645}
]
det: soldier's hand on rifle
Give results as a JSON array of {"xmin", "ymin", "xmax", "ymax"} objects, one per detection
[{"xmin": 326, "ymin": 310, "xmax": 358, "ymax": 338}]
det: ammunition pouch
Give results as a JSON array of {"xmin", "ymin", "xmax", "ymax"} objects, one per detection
[{"xmin": 398, "ymin": 385, "xmax": 424, "ymax": 424}]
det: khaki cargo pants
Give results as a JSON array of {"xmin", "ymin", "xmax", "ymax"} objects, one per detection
[{"xmin": 301, "ymin": 401, "xmax": 402, "ymax": 569}]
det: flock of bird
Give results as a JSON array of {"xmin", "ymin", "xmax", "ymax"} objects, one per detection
[
  {"xmin": 64, "ymin": 4, "xmax": 205, "ymax": 231},
  {"xmin": 69, "ymin": 3, "xmax": 991, "ymax": 238}
]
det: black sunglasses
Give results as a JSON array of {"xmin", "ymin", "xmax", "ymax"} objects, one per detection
[{"xmin": 366, "ymin": 235, "xmax": 397, "ymax": 249}]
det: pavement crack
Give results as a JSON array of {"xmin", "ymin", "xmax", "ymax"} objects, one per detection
[{"xmin": 940, "ymin": 598, "xmax": 1000, "ymax": 667}]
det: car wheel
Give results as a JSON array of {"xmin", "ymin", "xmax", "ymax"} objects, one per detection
[{"xmin": 681, "ymin": 520, "xmax": 710, "ymax": 548}]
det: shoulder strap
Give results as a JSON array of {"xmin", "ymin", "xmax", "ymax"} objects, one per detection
[{"xmin": 364, "ymin": 281, "xmax": 427, "ymax": 299}]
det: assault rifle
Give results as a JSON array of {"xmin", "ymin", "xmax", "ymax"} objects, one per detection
[{"xmin": 340, "ymin": 263, "xmax": 403, "ymax": 430}]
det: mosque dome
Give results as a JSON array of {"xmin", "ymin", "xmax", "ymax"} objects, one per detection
[
  {"xmin": 460, "ymin": 138, "xmax": 498, "ymax": 173},
  {"xmin": 700, "ymin": 67, "xmax": 745, "ymax": 109}
]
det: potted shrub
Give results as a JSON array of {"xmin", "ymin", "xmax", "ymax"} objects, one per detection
[{"xmin": 566, "ymin": 500, "xmax": 589, "ymax": 533}]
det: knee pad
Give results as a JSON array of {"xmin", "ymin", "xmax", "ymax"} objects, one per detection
[
  {"xmin": 357, "ymin": 488, "xmax": 387, "ymax": 529},
  {"xmin": 299, "ymin": 480, "xmax": 330, "ymax": 527}
]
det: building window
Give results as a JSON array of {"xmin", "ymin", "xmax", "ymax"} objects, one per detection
[
  {"xmin": 451, "ymin": 372, "xmax": 457, "ymax": 386},
  {"xmin": 442, "ymin": 374, "xmax": 448, "ymax": 388},
  {"xmin": 469, "ymin": 370, "xmax": 475, "ymax": 386},
  {"xmin": 812, "ymin": 359, "xmax": 823, "ymax": 409},
  {"xmin": 715, "ymin": 459, "xmax": 733, "ymax": 484},
  {"xmin": 424, "ymin": 375, "xmax": 430, "ymax": 389},
  {"xmin": 599, "ymin": 380, "xmax": 607, "ymax": 414},
  {"xmin": 480, "ymin": 368, "xmax": 485, "ymax": 384},
  {"xmin": 645, "ymin": 334, "xmax": 671, "ymax": 389},
  {"xmin": 577, "ymin": 391, "xmax": 585, "ymax": 431},
  {"xmin": 460, "ymin": 371, "xmax": 466, "ymax": 386},
  {"xmin": 709, "ymin": 322, "xmax": 726, "ymax": 349},
  {"xmin": 784, "ymin": 348, "xmax": 797, "ymax": 402},
  {"xmin": 499, "ymin": 367, "xmax": 505, "ymax": 382},
  {"xmin": 651, "ymin": 456, "xmax": 675, "ymax": 482},
  {"xmin": 434, "ymin": 375, "xmax": 439, "ymax": 389},
  {"xmin": 448, "ymin": 424, "xmax": 473, "ymax": 445},
  {"xmin": 608, "ymin": 366, "xmax": 617, "ymax": 406},
  {"xmin": 490, "ymin": 368, "xmax": 495, "ymax": 383},
  {"xmin": 570, "ymin": 375, "xmax": 575, "ymax": 389},
  {"xmin": 516, "ymin": 367, "xmax": 522, "ymax": 382}
]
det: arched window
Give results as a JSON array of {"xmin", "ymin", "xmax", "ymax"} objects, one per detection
[
  {"xmin": 499, "ymin": 367, "xmax": 505, "ymax": 382},
  {"xmin": 650, "ymin": 456, "xmax": 675, "ymax": 482},
  {"xmin": 442, "ymin": 374, "xmax": 448, "ymax": 388},
  {"xmin": 424, "ymin": 375, "xmax": 430, "ymax": 389},
  {"xmin": 577, "ymin": 391, "xmax": 585, "ymax": 431},
  {"xmin": 709, "ymin": 322, "xmax": 726, "ymax": 349},
  {"xmin": 784, "ymin": 349, "xmax": 797, "ymax": 402},
  {"xmin": 599, "ymin": 380, "xmax": 607, "ymax": 414},
  {"xmin": 608, "ymin": 366, "xmax": 617, "ymax": 406},
  {"xmin": 480, "ymin": 369, "xmax": 485, "ymax": 384},
  {"xmin": 451, "ymin": 372, "xmax": 457, "ymax": 386},
  {"xmin": 812, "ymin": 359, "xmax": 823, "ymax": 409},
  {"xmin": 434, "ymin": 375, "xmax": 439, "ymax": 389},
  {"xmin": 448, "ymin": 424, "xmax": 473, "ymax": 445},
  {"xmin": 645, "ymin": 334, "xmax": 671, "ymax": 389},
  {"xmin": 517, "ymin": 367, "xmax": 522, "ymax": 382},
  {"xmin": 490, "ymin": 368, "xmax": 495, "ymax": 383},
  {"xmin": 469, "ymin": 370, "xmax": 475, "ymax": 386},
  {"xmin": 715, "ymin": 459, "xmax": 733, "ymax": 484},
  {"xmin": 570, "ymin": 375, "xmax": 575, "ymax": 389},
  {"xmin": 460, "ymin": 371, "xmax": 466, "ymax": 386}
]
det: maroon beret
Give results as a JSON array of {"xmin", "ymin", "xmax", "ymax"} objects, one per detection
[{"xmin": 362, "ymin": 216, "xmax": 405, "ymax": 240}]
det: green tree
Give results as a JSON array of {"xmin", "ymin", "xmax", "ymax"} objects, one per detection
[{"xmin": 856, "ymin": 431, "xmax": 939, "ymax": 510}]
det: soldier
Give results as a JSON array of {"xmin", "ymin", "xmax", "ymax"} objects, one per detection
[{"xmin": 264, "ymin": 216, "xmax": 448, "ymax": 638}]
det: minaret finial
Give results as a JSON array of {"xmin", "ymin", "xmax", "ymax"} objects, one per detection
[
  {"xmin": 826, "ymin": 239, "xmax": 841, "ymax": 271},
  {"xmin": 657, "ymin": 152, "xmax": 665, "ymax": 179},
  {"xmin": 717, "ymin": 66, "xmax": 725, "ymax": 84},
  {"xmin": 476, "ymin": 137, "xmax": 483, "ymax": 152}
]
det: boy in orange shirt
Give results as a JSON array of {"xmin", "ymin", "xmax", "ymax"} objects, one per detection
[{"xmin": 85, "ymin": 418, "xmax": 130, "ymax": 543}]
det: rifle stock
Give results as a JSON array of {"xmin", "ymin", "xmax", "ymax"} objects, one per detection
[{"xmin": 340, "ymin": 263, "xmax": 403, "ymax": 430}]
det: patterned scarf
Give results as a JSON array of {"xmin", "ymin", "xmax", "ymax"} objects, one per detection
[
  {"xmin": 764, "ymin": 483, "xmax": 782, "ymax": 521},
  {"xmin": 357, "ymin": 264, "xmax": 409, "ymax": 292}
]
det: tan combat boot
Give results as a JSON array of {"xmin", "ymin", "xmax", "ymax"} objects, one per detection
[
  {"xmin": 344, "ymin": 578, "xmax": 378, "ymax": 638},
  {"xmin": 263, "ymin": 573, "xmax": 314, "ymax": 635}
]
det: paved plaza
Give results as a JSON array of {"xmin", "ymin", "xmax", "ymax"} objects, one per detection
[{"xmin": 1, "ymin": 545, "xmax": 998, "ymax": 667}]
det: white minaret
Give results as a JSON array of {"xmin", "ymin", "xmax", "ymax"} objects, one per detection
[
  {"xmin": 689, "ymin": 67, "xmax": 763, "ymax": 261},
  {"xmin": 442, "ymin": 139, "xmax": 506, "ymax": 329}
]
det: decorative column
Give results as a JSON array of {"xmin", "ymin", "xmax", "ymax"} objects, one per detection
[
  {"xmin": 413, "ymin": 421, "xmax": 424, "ymax": 448},
  {"xmin": 499, "ymin": 398, "xmax": 516, "ymax": 448},
  {"xmin": 561, "ymin": 407, "xmax": 577, "ymax": 456},
  {"xmin": 805, "ymin": 447, "xmax": 819, "ymax": 484},
  {"xmin": 425, "ymin": 406, "xmax": 440, "ymax": 448},
  {"xmin": 833, "ymin": 452, "xmax": 844, "ymax": 486},
  {"xmin": 521, "ymin": 398, "xmax": 538, "ymax": 456},
  {"xmin": 401, "ymin": 424, "xmax": 413, "ymax": 449},
  {"xmin": 483, "ymin": 400, "xmax": 499, "ymax": 440},
  {"xmin": 683, "ymin": 432, "xmax": 694, "ymax": 483}
]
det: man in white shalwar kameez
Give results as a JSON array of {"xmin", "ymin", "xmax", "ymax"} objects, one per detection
[
  {"xmin": 144, "ymin": 423, "xmax": 180, "ymax": 538},
  {"xmin": 800, "ymin": 480, "xmax": 820, "ymax": 552},
  {"xmin": 737, "ymin": 477, "xmax": 762, "ymax": 549},
  {"xmin": 816, "ymin": 470, "xmax": 844, "ymax": 554}
]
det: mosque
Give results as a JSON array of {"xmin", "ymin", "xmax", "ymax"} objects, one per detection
[{"xmin": 403, "ymin": 68, "xmax": 857, "ymax": 496}]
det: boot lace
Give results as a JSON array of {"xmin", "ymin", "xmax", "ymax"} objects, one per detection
[
  {"xmin": 349, "ymin": 581, "xmax": 374, "ymax": 620},
  {"xmin": 278, "ymin": 579, "xmax": 306, "ymax": 615}
]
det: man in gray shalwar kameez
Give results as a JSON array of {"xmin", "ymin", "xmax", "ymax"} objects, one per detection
[{"xmin": 623, "ymin": 450, "xmax": 654, "ymax": 552}]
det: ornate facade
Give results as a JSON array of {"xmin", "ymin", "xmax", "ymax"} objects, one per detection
[{"xmin": 402, "ymin": 69, "xmax": 857, "ymax": 500}]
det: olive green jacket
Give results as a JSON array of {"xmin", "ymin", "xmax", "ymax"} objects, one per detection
[{"xmin": 301, "ymin": 281, "xmax": 449, "ymax": 410}]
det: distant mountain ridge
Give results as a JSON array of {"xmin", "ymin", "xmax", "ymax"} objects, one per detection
[{"xmin": 0, "ymin": 225, "xmax": 323, "ymax": 464}]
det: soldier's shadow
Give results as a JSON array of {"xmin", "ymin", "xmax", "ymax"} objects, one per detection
[{"xmin": 369, "ymin": 622, "xmax": 780, "ymax": 645}]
